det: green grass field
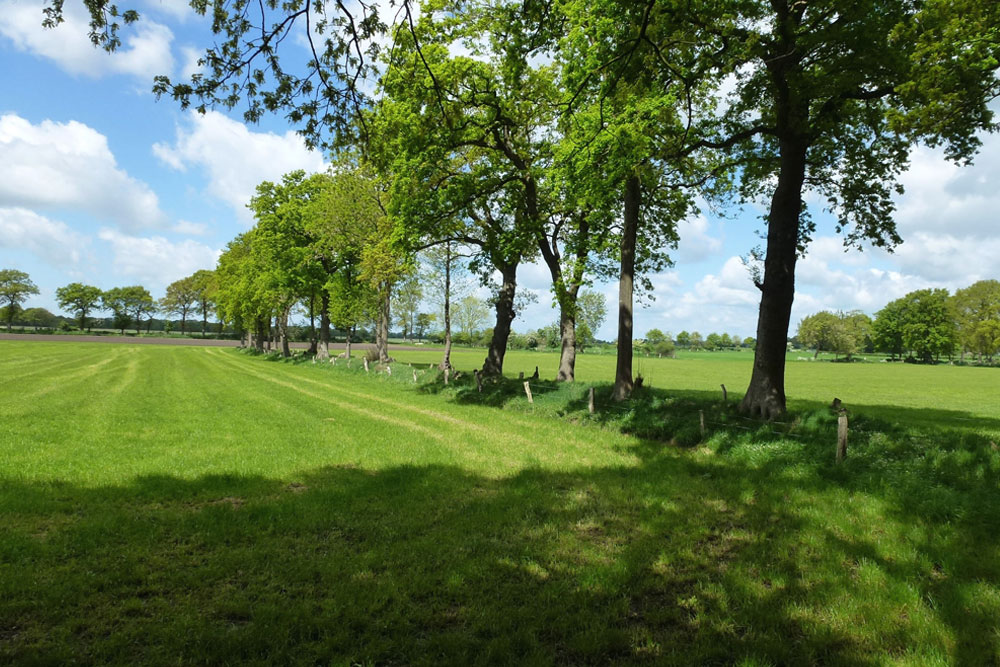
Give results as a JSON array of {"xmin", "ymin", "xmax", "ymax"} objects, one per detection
[{"xmin": 2, "ymin": 341, "xmax": 998, "ymax": 665}]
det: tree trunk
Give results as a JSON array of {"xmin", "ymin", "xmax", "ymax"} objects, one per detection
[
  {"xmin": 613, "ymin": 174, "xmax": 640, "ymax": 401},
  {"xmin": 307, "ymin": 293, "xmax": 317, "ymax": 355},
  {"xmin": 483, "ymin": 262, "xmax": 517, "ymax": 376},
  {"xmin": 557, "ymin": 305, "xmax": 578, "ymax": 382},
  {"xmin": 440, "ymin": 241, "xmax": 453, "ymax": 371},
  {"xmin": 278, "ymin": 305, "xmax": 291, "ymax": 358},
  {"xmin": 254, "ymin": 318, "xmax": 266, "ymax": 352},
  {"xmin": 346, "ymin": 326, "xmax": 353, "ymax": 359},
  {"xmin": 376, "ymin": 286, "xmax": 391, "ymax": 364},
  {"xmin": 317, "ymin": 292, "xmax": 331, "ymax": 359},
  {"xmin": 740, "ymin": 136, "xmax": 809, "ymax": 419}
]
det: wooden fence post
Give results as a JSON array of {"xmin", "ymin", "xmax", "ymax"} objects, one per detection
[
  {"xmin": 518, "ymin": 371, "xmax": 524, "ymax": 380},
  {"xmin": 721, "ymin": 384, "xmax": 728, "ymax": 402},
  {"xmin": 474, "ymin": 369, "xmax": 483, "ymax": 393},
  {"xmin": 699, "ymin": 410, "xmax": 706, "ymax": 439},
  {"xmin": 837, "ymin": 408, "xmax": 849, "ymax": 463},
  {"xmin": 363, "ymin": 357, "xmax": 369, "ymax": 373},
  {"xmin": 413, "ymin": 369, "xmax": 418, "ymax": 383},
  {"xmin": 523, "ymin": 381, "xmax": 533, "ymax": 404},
  {"xmin": 386, "ymin": 365, "xmax": 392, "ymax": 376},
  {"xmin": 588, "ymin": 386, "xmax": 595, "ymax": 414},
  {"xmin": 444, "ymin": 368, "xmax": 450, "ymax": 385}
]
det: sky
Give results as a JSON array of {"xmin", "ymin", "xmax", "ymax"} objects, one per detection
[{"xmin": 2, "ymin": 2, "xmax": 999, "ymax": 341}]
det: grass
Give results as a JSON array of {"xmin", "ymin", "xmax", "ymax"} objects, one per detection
[{"xmin": 1, "ymin": 340, "xmax": 999, "ymax": 665}]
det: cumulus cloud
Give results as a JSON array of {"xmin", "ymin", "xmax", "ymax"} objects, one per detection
[
  {"xmin": 98, "ymin": 228, "xmax": 220, "ymax": 289},
  {"xmin": 0, "ymin": 114, "xmax": 166, "ymax": 229},
  {"xmin": 152, "ymin": 111, "xmax": 327, "ymax": 222},
  {"xmin": 675, "ymin": 213, "xmax": 724, "ymax": 263},
  {"xmin": 0, "ymin": 0, "xmax": 174, "ymax": 80},
  {"xmin": 0, "ymin": 207, "xmax": 90, "ymax": 267},
  {"xmin": 171, "ymin": 220, "xmax": 209, "ymax": 236}
]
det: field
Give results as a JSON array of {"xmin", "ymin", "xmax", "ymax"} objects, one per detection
[{"xmin": 2, "ymin": 340, "xmax": 999, "ymax": 664}]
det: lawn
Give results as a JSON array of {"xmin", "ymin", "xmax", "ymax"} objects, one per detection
[{"xmin": 2, "ymin": 341, "xmax": 998, "ymax": 665}]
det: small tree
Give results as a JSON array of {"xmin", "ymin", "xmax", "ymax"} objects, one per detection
[
  {"xmin": 0, "ymin": 269, "xmax": 39, "ymax": 331},
  {"xmin": 160, "ymin": 276, "xmax": 199, "ymax": 334},
  {"xmin": 56, "ymin": 282, "xmax": 104, "ymax": 331}
]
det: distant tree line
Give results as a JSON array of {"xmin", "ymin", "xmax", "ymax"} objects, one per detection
[{"xmin": 796, "ymin": 280, "xmax": 1000, "ymax": 364}]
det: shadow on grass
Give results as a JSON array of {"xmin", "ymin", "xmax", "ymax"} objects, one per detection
[{"xmin": 3, "ymin": 436, "xmax": 999, "ymax": 664}]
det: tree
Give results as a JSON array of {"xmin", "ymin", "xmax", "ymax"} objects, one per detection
[
  {"xmin": 594, "ymin": 0, "xmax": 1000, "ymax": 416},
  {"xmin": 127, "ymin": 286, "xmax": 155, "ymax": 335},
  {"xmin": 576, "ymin": 290, "xmax": 608, "ymax": 345},
  {"xmin": 952, "ymin": 280, "xmax": 1000, "ymax": 361},
  {"xmin": 0, "ymin": 269, "xmax": 40, "ymax": 331},
  {"xmin": 55, "ymin": 282, "xmax": 104, "ymax": 331},
  {"xmin": 453, "ymin": 296, "xmax": 490, "ymax": 344},
  {"xmin": 190, "ymin": 270, "xmax": 217, "ymax": 337},
  {"xmin": 160, "ymin": 276, "xmax": 199, "ymax": 334},
  {"xmin": 797, "ymin": 312, "xmax": 843, "ymax": 359},
  {"xmin": 376, "ymin": 16, "xmax": 551, "ymax": 377},
  {"xmin": 423, "ymin": 241, "xmax": 471, "ymax": 371},
  {"xmin": 101, "ymin": 286, "xmax": 149, "ymax": 335},
  {"xmin": 872, "ymin": 299, "xmax": 908, "ymax": 360},
  {"xmin": 393, "ymin": 271, "xmax": 422, "ymax": 341},
  {"xmin": 901, "ymin": 289, "xmax": 957, "ymax": 363},
  {"xmin": 675, "ymin": 331, "xmax": 691, "ymax": 348},
  {"xmin": 689, "ymin": 332, "xmax": 704, "ymax": 350},
  {"xmin": 874, "ymin": 289, "xmax": 958, "ymax": 362},
  {"xmin": 705, "ymin": 333, "xmax": 723, "ymax": 351},
  {"xmin": 415, "ymin": 313, "xmax": 435, "ymax": 340},
  {"xmin": 19, "ymin": 307, "xmax": 59, "ymax": 330}
]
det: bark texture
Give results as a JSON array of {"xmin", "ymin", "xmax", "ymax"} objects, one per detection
[
  {"xmin": 483, "ymin": 263, "xmax": 518, "ymax": 376},
  {"xmin": 612, "ymin": 174, "xmax": 640, "ymax": 401},
  {"xmin": 740, "ymin": 137, "xmax": 808, "ymax": 419},
  {"xmin": 317, "ymin": 292, "xmax": 331, "ymax": 359},
  {"xmin": 375, "ymin": 288, "xmax": 391, "ymax": 364}
]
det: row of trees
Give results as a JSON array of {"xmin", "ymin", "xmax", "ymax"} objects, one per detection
[
  {"xmin": 0, "ymin": 270, "xmax": 218, "ymax": 335},
  {"xmin": 797, "ymin": 280, "xmax": 1000, "ymax": 363},
  {"xmin": 34, "ymin": 0, "xmax": 1000, "ymax": 415},
  {"xmin": 53, "ymin": 274, "xmax": 217, "ymax": 336}
]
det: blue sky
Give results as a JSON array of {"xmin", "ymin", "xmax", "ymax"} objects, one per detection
[{"xmin": 2, "ymin": 2, "xmax": 999, "ymax": 341}]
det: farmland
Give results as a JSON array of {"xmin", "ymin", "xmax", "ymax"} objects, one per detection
[{"xmin": 2, "ymin": 340, "xmax": 999, "ymax": 664}]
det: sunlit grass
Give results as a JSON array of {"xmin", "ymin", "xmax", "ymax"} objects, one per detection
[{"xmin": 1, "ymin": 341, "xmax": 998, "ymax": 664}]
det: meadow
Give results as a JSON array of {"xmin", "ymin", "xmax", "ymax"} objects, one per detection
[{"xmin": 1, "ymin": 340, "xmax": 998, "ymax": 665}]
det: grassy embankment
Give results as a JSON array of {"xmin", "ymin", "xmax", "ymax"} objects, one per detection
[{"xmin": 1, "ymin": 341, "xmax": 998, "ymax": 665}]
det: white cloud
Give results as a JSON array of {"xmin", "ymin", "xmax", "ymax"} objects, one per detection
[
  {"xmin": 152, "ymin": 111, "xmax": 327, "ymax": 222},
  {"xmin": 142, "ymin": 0, "xmax": 195, "ymax": 23},
  {"xmin": 171, "ymin": 220, "xmax": 209, "ymax": 236},
  {"xmin": 178, "ymin": 45, "xmax": 203, "ymax": 80},
  {"xmin": 98, "ymin": 228, "xmax": 220, "ymax": 289},
  {"xmin": 0, "ymin": 114, "xmax": 166, "ymax": 229},
  {"xmin": 0, "ymin": 0, "xmax": 174, "ymax": 80},
  {"xmin": 675, "ymin": 213, "xmax": 723, "ymax": 262},
  {"xmin": 0, "ymin": 207, "xmax": 90, "ymax": 267}
]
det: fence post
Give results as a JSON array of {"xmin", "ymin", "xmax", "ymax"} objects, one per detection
[
  {"xmin": 413, "ymin": 369, "xmax": 418, "ymax": 383},
  {"xmin": 386, "ymin": 364, "xmax": 392, "ymax": 376},
  {"xmin": 518, "ymin": 371, "xmax": 524, "ymax": 380},
  {"xmin": 588, "ymin": 386, "xmax": 595, "ymax": 414},
  {"xmin": 474, "ymin": 369, "xmax": 483, "ymax": 393},
  {"xmin": 444, "ymin": 368, "xmax": 450, "ymax": 385},
  {"xmin": 721, "ymin": 384, "xmax": 728, "ymax": 403},
  {"xmin": 523, "ymin": 381, "xmax": 533, "ymax": 404},
  {"xmin": 837, "ymin": 408, "xmax": 849, "ymax": 463},
  {"xmin": 699, "ymin": 410, "xmax": 706, "ymax": 439},
  {"xmin": 363, "ymin": 357, "xmax": 369, "ymax": 373}
]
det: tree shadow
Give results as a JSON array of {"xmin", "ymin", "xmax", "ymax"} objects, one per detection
[{"xmin": 3, "ymin": 441, "xmax": 998, "ymax": 664}]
